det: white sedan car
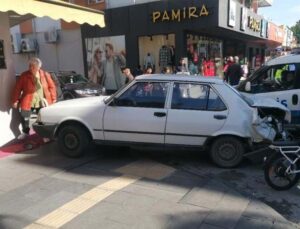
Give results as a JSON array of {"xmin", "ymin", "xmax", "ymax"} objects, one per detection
[{"xmin": 33, "ymin": 75, "xmax": 290, "ymax": 168}]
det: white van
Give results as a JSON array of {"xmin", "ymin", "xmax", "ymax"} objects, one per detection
[{"xmin": 237, "ymin": 54, "xmax": 300, "ymax": 128}]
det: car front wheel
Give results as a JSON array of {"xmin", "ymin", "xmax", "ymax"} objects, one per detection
[
  {"xmin": 57, "ymin": 124, "xmax": 90, "ymax": 158},
  {"xmin": 210, "ymin": 136, "xmax": 244, "ymax": 168}
]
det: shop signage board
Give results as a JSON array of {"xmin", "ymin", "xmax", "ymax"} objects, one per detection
[
  {"xmin": 152, "ymin": 4, "xmax": 209, "ymax": 23},
  {"xmin": 248, "ymin": 16, "xmax": 261, "ymax": 32},
  {"xmin": 240, "ymin": 7, "xmax": 247, "ymax": 31},
  {"xmin": 0, "ymin": 40, "xmax": 6, "ymax": 69},
  {"xmin": 228, "ymin": 0, "xmax": 236, "ymax": 27}
]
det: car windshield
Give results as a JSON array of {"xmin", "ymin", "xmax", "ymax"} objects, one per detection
[
  {"xmin": 60, "ymin": 74, "xmax": 88, "ymax": 84},
  {"xmin": 225, "ymin": 83, "xmax": 254, "ymax": 106}
]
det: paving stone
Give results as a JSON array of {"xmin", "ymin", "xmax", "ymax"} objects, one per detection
[
  {"xmin": 199, "ymin": 223, "xmax": 226, "ymax": 229},
  {"xmin": 180, "ymin": 181, "xmax": 229, "ymax": 209},
  {"xmin": 235, "ymin": 216, "xmax": 274, "ymax": 229},
  {"xmin": 52, "ymin": 168, "xmax": 119, "ymax": 186},
  {"xmin": 122, "ymin": 183, "xmax": 185, "ymax": 202},
  {"xmin": 203, "ymin": 190, "xmax": 250, "ymax": 229},
  {"xmin": 0, "ymin": 172, "xmax": 44, "ymax": 192},
  {"xmin": 0, "ymin": 213, "xmax": 33, "ymax": 229},
  {"xmin": 20, "ymin": 191, "xmax": 80, "ymax": 220},
  {"xmin": 115, "ymin": 159, "xmax": 176, "ymax": 180},
  {"xmin": 243, "ymin": 199, "xmax": 287, "ymax": 222}
]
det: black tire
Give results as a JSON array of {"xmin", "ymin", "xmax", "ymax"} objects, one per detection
[
  {"xmin": 210, "ymin": 136, "xmax": 244, "ymax": 168},
  {"xmin": 264, "ymin": 153, "xmax": 300, "ymax": 191},
  {"xmin": 57, "ymin": 124, "xmax": 90, "ymax": 158},
  {"xmin": 63, "ymin": 93, "xmax": 74, "ymax": 100}
]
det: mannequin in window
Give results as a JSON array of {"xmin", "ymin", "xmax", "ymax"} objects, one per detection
[{"xmin": 144, "ymin": 53, "xmax": 155, "ymax": 71}]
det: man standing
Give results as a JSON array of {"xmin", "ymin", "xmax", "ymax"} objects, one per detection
[
  {"xmin": 12, "ymin": 57, "xmax": 57, "ymax": 139},
  {"xmin": 225, "ymin": 56, "xmax": 243, "ymax": 86},
  {"xmin": 101, "ymin": 43, "xmax": 126, "ymax": 95}
]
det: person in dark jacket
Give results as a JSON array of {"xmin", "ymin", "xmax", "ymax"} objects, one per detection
[{"xmin": 225, "ymin": 56, "xmax": 243, "ymax": 86}]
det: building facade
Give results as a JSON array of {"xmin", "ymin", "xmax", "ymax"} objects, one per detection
[{"xmin": 82, "ymin": 0, "xmax": 270, "ymax": 77}]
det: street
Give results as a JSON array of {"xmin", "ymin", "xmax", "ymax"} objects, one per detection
[{"xmin": 0, "ymin": 142, "xmax": 299, "ymax": 229}]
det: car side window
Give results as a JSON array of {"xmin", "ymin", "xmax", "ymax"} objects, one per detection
[
  {"xmin": 115, "ymin": 82, "xmax": 168, "ymax": 108},
  {"xmin": 251, "ymin": 63, "xmax": 299, "ymax": 93},
  {"xmin": 171, "ymin": 83, "xmax": 209, "ymax": 110},
  {"xmin": 207, "ymin": 88, "xmax": 227, "ymax": 111}
]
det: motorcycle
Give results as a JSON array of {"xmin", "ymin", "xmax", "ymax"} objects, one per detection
[{"xmin": 264, "ymin": 141, "xmax": 300, "ymax": 191}]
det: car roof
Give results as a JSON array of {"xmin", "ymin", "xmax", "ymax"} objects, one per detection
[
  {"xmin": 135, "ymin": 74, "xmax": 224, "ymax": 84},
  {"xmin": 266, "ymin": 54, "xmax": 300, "ymax": 66}
]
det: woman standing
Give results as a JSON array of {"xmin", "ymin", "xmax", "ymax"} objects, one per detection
[{"xmin": 12, "ymin": 57, "xmax": 57, "ymax": 139}]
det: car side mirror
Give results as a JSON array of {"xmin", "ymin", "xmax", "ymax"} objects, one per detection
[{"xmin": 245, "ymin": 81, "xmax": 251, "ymax": 92}]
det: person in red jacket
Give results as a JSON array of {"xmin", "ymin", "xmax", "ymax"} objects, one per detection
[{"xmin": 12, "ymin": 57, "xmax": 57, "ymax": 139}]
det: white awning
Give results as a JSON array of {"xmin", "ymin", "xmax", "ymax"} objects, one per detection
[{"xmin": 1, "ymin": 0, "xmax": 105, "ymax": 27}]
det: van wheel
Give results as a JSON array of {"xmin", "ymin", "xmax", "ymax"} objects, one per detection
[
  {"xmin": 210, "ymin": 136, "xmax": 244, "ymax": 168},
  {"xmin": 58, "ymin": 124, "xmax": 90, "ymax": 158}
]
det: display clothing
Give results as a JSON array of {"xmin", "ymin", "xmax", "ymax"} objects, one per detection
[
  {"xmin": 144, "ymin": 53, "xmax": 155, "ymax": 69},
  {"xmin": 203, "ymin": 60, "xmax": 215, "ymax": 77},
  {"xmin": 159, "ymin": 46, "xmax": 171, "ymax": 68}
]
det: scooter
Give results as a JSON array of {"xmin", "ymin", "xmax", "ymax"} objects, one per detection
[{"xmin": 264, "ymin": 141, "xmax": 300, "ymax": 191}]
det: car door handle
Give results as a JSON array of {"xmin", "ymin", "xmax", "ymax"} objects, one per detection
[
  {"xmin": 154, "ymin": 112, "xmax": 166, "ymax": 117},
  {"xmin": 214, "ymin": 115, "xmax": 227, "ymax": 120}
]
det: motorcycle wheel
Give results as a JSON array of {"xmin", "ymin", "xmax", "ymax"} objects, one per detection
[{"xmin": 264, "ymin": 154, "xmax": 300, "ymax": 191}]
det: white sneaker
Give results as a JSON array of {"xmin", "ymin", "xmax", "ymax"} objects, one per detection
[{"xmin": 17, "ymin": 133, "xmax": 29, "ymax": 140}]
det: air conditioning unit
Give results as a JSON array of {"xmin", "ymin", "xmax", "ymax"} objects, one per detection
[
  {"xmin": 11, "ymin": 33, "xmax": 21, "ymax": 53},
  {"xmin": 20, "ymin": 38, "xmax": 37, "ymax": 52},
  {"xmin": 44, "ymin": 30, "xmax": 59, "ymax": 43}
]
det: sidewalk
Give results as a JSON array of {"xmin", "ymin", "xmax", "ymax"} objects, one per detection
[{"xmin": 0, "ymin": 140, "xmax": 298, "ymax": 228}]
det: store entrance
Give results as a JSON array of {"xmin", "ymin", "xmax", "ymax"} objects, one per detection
[{"xmin": 138, "ymin": 34, "xmax": 175, "ymax": 74}]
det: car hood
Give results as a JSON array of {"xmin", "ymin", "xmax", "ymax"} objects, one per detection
[
  {"xmin": 244, "ymin": 94, "xmax": 291, "ymax": 122},
  {"xmin": 50, "ymin": 95, "xmax": 109, "ymax": 108}
]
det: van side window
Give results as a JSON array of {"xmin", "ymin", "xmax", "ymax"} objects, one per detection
[{"xmin": 250, "ymin": 63, "xmax": 299, "ymax": 92}]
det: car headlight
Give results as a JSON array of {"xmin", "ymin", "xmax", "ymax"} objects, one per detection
[{"xmin": 75, "ymin": 89, "xmax": 99, "ymax": 95}]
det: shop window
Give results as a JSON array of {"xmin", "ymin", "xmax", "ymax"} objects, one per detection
[
  {"xmin": 186, "ymin": 34, "xmax": 223, "ymax": 78},
  {"xmin": 138, "ymin": 34, "xmax": 175, "ymax": 74}
]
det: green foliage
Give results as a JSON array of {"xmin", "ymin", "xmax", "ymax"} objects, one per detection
[{"xmin": 290, "ymin": 20, "xmax": 300, "ymax": 43}]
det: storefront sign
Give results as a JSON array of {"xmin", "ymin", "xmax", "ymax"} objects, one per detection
[
  {"xmin": 152, "ymin": 5, "xmax": 209, "ymax": 23},
  {"xmin": 260, "ymin": 19, "xmax": 268, "ymax": 38},
  {"xmin": 240, "ymin": 7, "xmax": 247, "ymax": 31},
  {"xmin": 0, "ymin": 40, "xmax": 6, "ymax": 69},
  {"xmin": 248, "ymin": 16, "xmax": 261, "ymax": 32},
  {"xmin": 228, "ymin": 0, "xmax": 236, "ymax": 27}
]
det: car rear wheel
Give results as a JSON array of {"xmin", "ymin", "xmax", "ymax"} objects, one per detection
[
  {"xmin": 210, "ymin": 136, "xmax": 244, "ymax": 168},
  {"xmin": 58, "ymin": 124, "xmax": 90, "ymax": 158}
]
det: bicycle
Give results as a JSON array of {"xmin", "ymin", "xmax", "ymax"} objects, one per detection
[{"xmin": 264, "ymin": 141, "xmax": 300, "ymax": 191}]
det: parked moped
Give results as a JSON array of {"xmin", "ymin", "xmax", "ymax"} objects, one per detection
[{"xmin": 264, "ymin": 141, "xmax": 300, "ymax": 191}]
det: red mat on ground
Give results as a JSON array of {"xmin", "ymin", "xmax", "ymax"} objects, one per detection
[{"xmin": 0, "ymin": 133, "xmax": 46, "ymax": 158}]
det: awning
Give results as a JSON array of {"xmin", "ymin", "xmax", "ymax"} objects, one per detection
[{"xmin": 1, "ymin": 0, "xmax": 105, "ymax": 27}]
